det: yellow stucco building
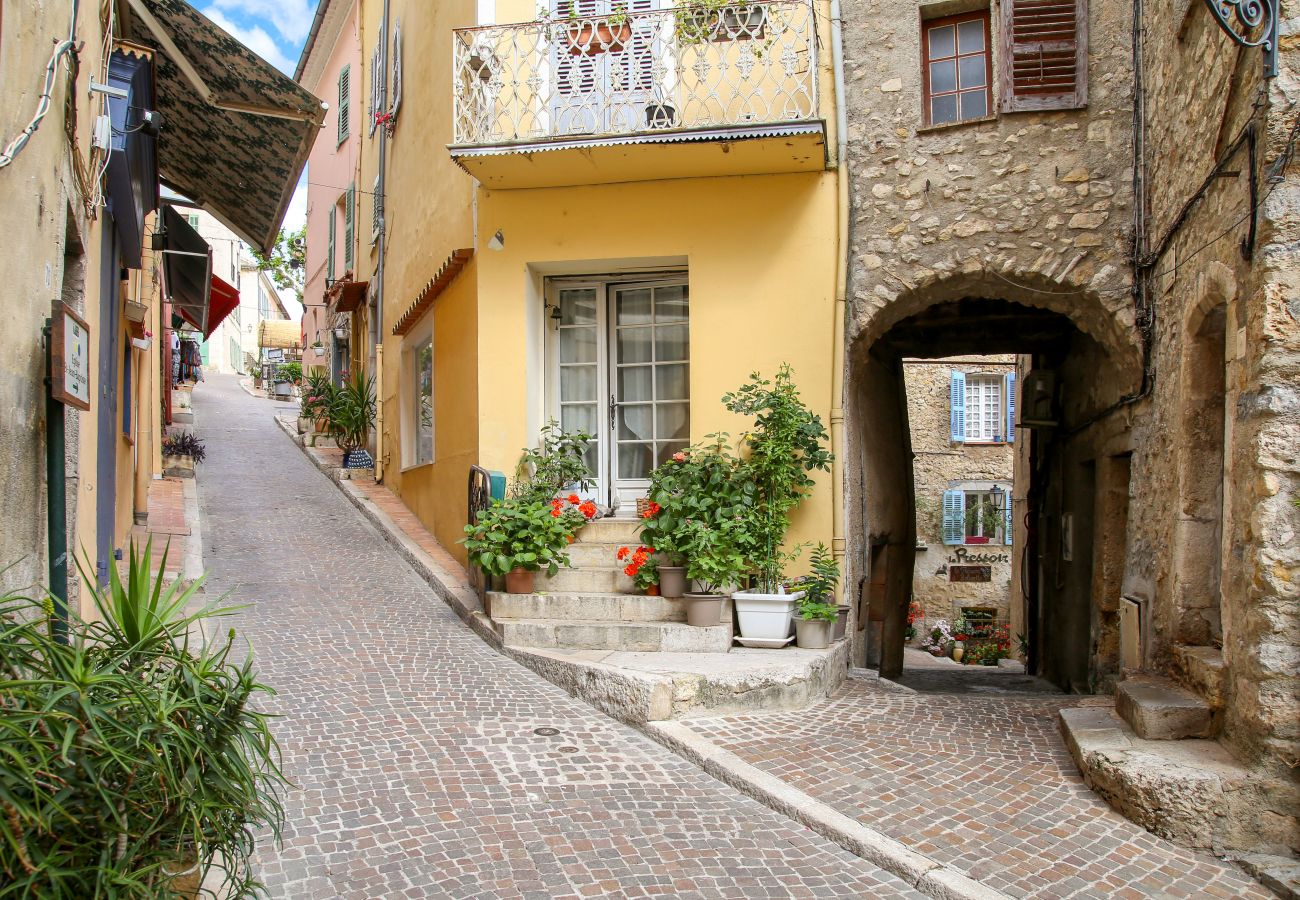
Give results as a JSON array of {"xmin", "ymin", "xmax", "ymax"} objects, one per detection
[{"xmin": 344, "ymin": 0, "xmax": 847, "ymax": 570}]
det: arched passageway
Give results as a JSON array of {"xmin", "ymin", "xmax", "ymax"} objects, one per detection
[{"xmin": 846, "ymin": 279, "xmax": 1143, "ymax": 692}]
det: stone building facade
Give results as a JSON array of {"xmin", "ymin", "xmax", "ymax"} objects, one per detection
[
  {"xmin": 841, "ymin": 0, "xmax": 1297, "ymax": 857},
  {"xmin": 906, "ymin": 356, "xmax": 1015, "ymax": 642}
]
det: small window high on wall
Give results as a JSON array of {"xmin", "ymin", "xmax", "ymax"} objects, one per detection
[
  {"xmin": 922, "ymin": 11, "xmax": 992, "ymax": 126},
  {"xmin": 950, "ymin": 370, "xmax": 1016, "ymax": 443},
  {"xmin": 942, "ymin": 487, "xmax": 1013, "ymax": 545}
]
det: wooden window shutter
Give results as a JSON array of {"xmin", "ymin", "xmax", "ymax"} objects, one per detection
[
  {"xmin": 344, "ymin": 185, "xmax": 355, "ymax": 272},
  {"xmin": 326, "ymin": 206, "xmax": 336, "ymax": 280},
  {"xmin": 337, "ymin": 65, "xmax": 350, "ymax": 143},
  {"xmin": 999, "ymin": 0, "xmax": 1087, "ymax": 112}
]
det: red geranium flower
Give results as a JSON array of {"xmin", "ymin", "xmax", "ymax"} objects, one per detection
[
  {"xmin": 623, "ymin": 563, "xmax": 638, "ymax": 577},
  {"xmin": 640, "ymin": 501, "xmax": 661, "ymax": 519},
  {"xmin": 567, "ymin": 494, "xmax": 581, "ymax": 505},
  {"xmin": 550, "ymin": 508, "xmax": 562, "ymax": 518},
  {"xmin": 579, "ymin": 501, "xmax": 597, "ymax": 519},
  {"xmin": 617, "ymin": 546, "xmax": 630, "ymax": 561},
  {"xmin": 673, "ymin": 452, "xmax": 686, "ymax": 462}
]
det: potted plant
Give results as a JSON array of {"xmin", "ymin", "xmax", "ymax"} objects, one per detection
[
  {"xmin": 617, "ymin": 545, "xmax": 659, "ymax": 595},
  {"xmin": 680, "ymin": 518, "xmax": 747, "ymax": 627},
  {"xmin": 462, "ymin": 497, "xmax": 573, "ymax": 594},
  {"xmin": 513, "ymin": 420, "xmax": 595, "ymax": 505},
  {"xmin": 674, "ymin": 0, "xmax": 769, "ymax": 44},
  {"xmin": 551, "ymin": 494, "xmax": 598, "ymax": 540},
  {"xmin": 725, "ymin": 366, "xmax": 833, "ymax": 641},
  {"xmin": 161, "ymin": 430, "xmax": 205, "ymax": 478},
  {"xmin": 951, "ymin": 612, "xmax": 971, "ymax": 662},
  {"xmin": 906, "ymin": 600, "xmax": 923, "ymax": 643},
  {"xmin": 920, "ymin": 619, "xmax": 953, "ymax": 656},
  {"xmin": 793, "ymin": 543, "xmax": 843, "ymax": 640},
  {"xmin": 312, "ymin": 340, "xmax": 326, "ymax": 357},
  {"xmin": 795, "ymin": 597, "xmax": 837, "ymax": 649},
  {"xmin": 327, "ymin": 371, "xmax": 376, "ymax": 468}
]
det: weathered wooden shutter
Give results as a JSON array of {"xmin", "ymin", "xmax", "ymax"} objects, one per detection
[
  {"xmin": 390, "ymin": 19, "xmax": 403, "ymax": 118},
  {"xmin": 1005, "ymin": 371, "xmax": 1017, "ymax": 442},
  {"xmin": 371, "ymin": 174, "xmax": 382, "ymax": 241},
  {"xmin": 943, "ymin": 489, "xmax": 966, "ymax": 545},
  {"xmin": 326, "ymin": 206, "xmax": 336, "ymax": 280},
  {"xmin": 344, "ymin": 185, "xmax": 355, "ymax": 272},
  {"xmin": 1004, "ymin": 492, "xmax": 1014, "ymax": 545},
  {"xmin": 337, "ymin": 65, "xmax": 350, "ymax": 143},
  {"xmin": 369, "ymin": 38, "xmax": 385, "ymax": 137},
  {"xmin": 999, "ymin": 0, "xmax": 1087, "ymax": 112},
  {"xmin": 950, "ymin": 371, "xmax": 966, "ymax": 442}
]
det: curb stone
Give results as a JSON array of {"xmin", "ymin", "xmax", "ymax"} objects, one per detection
[{"xmin": 274, "ymin": 413, "xmax": 1014, "ymax": 900}]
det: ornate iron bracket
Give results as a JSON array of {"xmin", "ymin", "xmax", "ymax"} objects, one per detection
[{"xmin": 1201, "ymin": 0, "xmax": 1278, "ymax": 78}]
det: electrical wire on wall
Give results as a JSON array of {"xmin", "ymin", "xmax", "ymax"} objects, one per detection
[{"xmin": 0, "ymin": 0, "xmax": 82, "ymax": 169}]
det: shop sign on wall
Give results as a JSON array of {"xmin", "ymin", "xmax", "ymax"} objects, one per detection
[
  {"xmin": 950, "ymin": 565, "xmax": 993, "ymax": 583},
  {"xmin": 51, "ymin": 304, "xmax": 91, "ymax": 411}
]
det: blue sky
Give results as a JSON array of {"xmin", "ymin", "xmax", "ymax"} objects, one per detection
[{"xmin": 199, "ymin": 0, "xmax": 320, "ymax": 76}]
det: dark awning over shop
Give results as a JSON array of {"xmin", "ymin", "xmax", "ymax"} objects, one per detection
[
  {"xmin": 207, "ymin": 275, "xmax": 241, "ymax": 337},
  {"xmin": 122, "ymin": 0, "xmax": 325, "ymax": 254},
  {"xmin": 161, "ymin": 205, "xmax": 212, "ymax": 333}
]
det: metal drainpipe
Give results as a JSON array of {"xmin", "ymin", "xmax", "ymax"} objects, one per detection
[
  {"xmin": 829, "ymin": 0, "xmax": 849, "ymax": 595},
  {"xmin": 43, "ymin": 320, "xmax": 69, "ymax": 643},
  {"xmin": 374, "ymin": 0, "xmax": 390, "ymax": 482}
]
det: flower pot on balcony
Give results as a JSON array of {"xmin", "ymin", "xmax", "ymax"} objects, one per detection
[
  {"xmin": 684, "ymin": 592, "xmax": 724, "ymax": 627},
  {"xmin": 567, "ymin": 20, "xmax": 633, "ymax": 55},
  {"xmin": 645, "ymin": 102, "xmax": 677, "ymax": 129}
]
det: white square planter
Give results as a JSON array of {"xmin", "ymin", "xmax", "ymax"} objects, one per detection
[{"xmin": 732, "ymin": 591, "xmax": 803, "ymax": 640}]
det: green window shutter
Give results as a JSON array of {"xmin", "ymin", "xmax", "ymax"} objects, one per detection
[
  {"xmin": 344, "ymin": 184, "xmax": 355, "ymax": 272},
  {"xmin": 942, "ymin": 489, "xmax": 965, "ymax": 545},
  {"xmin": 327, "ymin": 206, "xmax": 336, "ymax": 280},
  {"xmin": 337, "ymin": 64, "xmax": 351, "ymax": 144}
]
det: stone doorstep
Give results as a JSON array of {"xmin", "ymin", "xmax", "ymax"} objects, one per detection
[
  {"xmin": 1171, "ymin": 644, "xmax": 1229, "ymax": 708},
  {"xmin": 1059, "ymin": 705, "xmax": 1265, "ymax": 855},
  {"xmin": 1115, "ymin": 674, "xmax": 1219, "ymax": 740},
  {"xmin": 488, "ymin": 591, "xmax": 734, "ymax": 624},
  {"xmin": 572, "ymin": 517, "xmax": 642, "ymax": 542},
  {"xmin": 492, "ymin": 617, "xmax": 734, "ymax": 653},
  {"xmin": 536, "ymin": 566, "xmax": 629, "ymax": 593}
]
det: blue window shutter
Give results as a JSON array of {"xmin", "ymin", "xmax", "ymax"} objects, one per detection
[
  {"xmin": 942, "ymin": 489, "xmax": 965, "ymax": 545},
  {"xmin": 1004, "ymin": 494, "xmax": 1014, "ymax": 545},
  {"xmin": 950, "ymin": 371, "xmax": 966, "ymax": 442},
  {"xmin": 1005, "ymin": 371, "xmax": 1016, "ymax": 443}
]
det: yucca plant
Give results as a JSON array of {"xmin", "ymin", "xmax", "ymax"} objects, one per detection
[
  {"xmin": 0, "ymin": 539, "xmax": 287, "ymax": 898},
  {"xmin": 326, "ymin": 371, "xmax": 375, "ymax": 455}
]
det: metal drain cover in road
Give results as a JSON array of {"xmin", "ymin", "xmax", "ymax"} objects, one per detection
[
  {"xmin": 533, "ymin": 727, "xmax": 561, "ymax": 737},
  {"xmin": 558, "ymin": 746, "xmax": 579, "ymax": 753}
]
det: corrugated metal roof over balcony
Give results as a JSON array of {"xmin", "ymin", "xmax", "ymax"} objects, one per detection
[{"xmin": 449, "ymin": 0, "xmax": 828, "ymax": 188}]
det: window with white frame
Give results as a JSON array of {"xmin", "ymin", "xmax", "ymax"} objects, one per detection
[
  {"xmin": 949, "ymin": 370, "xmax": 1016, "ymax": 443},
  {"xmin": 403, "ymin": 322, "xmax": 434, "ymax": 468},
  {"xmin": 942, "ymin": 486, "xmax": 1012, "ymax": 545}
]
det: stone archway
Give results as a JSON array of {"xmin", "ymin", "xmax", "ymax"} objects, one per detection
[{"xmin": 845, "ymin": 265, "xmax": 1142, "ymax": 686}]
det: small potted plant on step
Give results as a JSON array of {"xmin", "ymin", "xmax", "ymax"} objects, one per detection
[
  {"xmin": 795, "ymin": 596, "xmax": 838, "ymax": 649},
  {"xmin": 462, "ymin": 497, "xmax": 573, "ymax": 595},
  {"xmin": 680, "ymin": 518, "xmax": 747, "ymax": 627},
  {"xmin": 617, "ymin": 545, "xmax": 659, "ymax": 595},
  {"xmin": 793, "ymin": 543, "xmax": 843, "ymax": 640},
  {"xmin": 161, "ymin": 430, "xmax": 205, "ymax": 478}
]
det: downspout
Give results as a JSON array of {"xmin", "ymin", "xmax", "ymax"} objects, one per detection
[
  {"xmin": 829, "ymin": 0, "xmax": 849, "ymax": 589},
  {"xmin": 374, "ymin": 0, "xmax": 390, "ymax": 482}
]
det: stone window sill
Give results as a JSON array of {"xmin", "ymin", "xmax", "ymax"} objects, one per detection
[{"xmin": 916, "ymin": 114, "xmax": 998, "ymax": 135}]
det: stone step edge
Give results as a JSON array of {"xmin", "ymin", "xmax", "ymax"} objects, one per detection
[
  {"xmin": 644, "ymin": 720, "xmax": 1013, "ymax": 900},
  {"xmin": 276, "ymin": 418, "xmax": 1011, "ymax": 900},
  {"xmin": 494, "ymin": 617, "xmax": 728, "ymax": 630}
]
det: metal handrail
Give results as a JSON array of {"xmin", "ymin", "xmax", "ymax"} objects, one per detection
[{"xmin": 451, "ymin": 0, "xmax": 819, "ymax": 147}]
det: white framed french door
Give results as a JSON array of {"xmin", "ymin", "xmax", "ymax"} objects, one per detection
[{"xmin": 547, "ymin": 277, "xmax": 689, "ymax": 514}]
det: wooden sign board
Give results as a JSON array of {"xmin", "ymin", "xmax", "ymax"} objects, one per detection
[
  {"xmin": 949, "ymin": 565, "xmax": 992, "ymax": 583},
  {"xmin": 51, "ymin": 304, "xmax": 91, "ymax": 411}
]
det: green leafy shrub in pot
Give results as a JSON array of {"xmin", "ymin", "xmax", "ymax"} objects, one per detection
[
  {"xmin": 276, "ymin": 361, "xmax": 303, "ymax": 384},
  {"xmin": 723, "ymin": 365, "xmax": 832, "ymax": 593},
  {"xmin": 640, "ymin": 435, "xmax": 753, "ymax": 567},
  {"xmin": 0, "ymin": 540, "xmax": 287, "ymax": 896},
  {"xmin": 327, "ymin": 371, "xmax": 376, "ymax": 454},
  {"xmin": 680, "ymin": 518, "xmax": 748, "ymax": 595},
  {"xmin": 462, "ymin": 497, "xmax": 574, "ymax": 578},
  {"xmin": 512, "ymin": 420, "xmax": 594, "ymax": 505},
  {"xmin": 160, "ymin": 430, "xmax": 206, "ymax": 463},
  {"xmin": 792, "ymin": 542, "xmax": 839, "ymax": 603},
  {"xmin": 797, "ymin": 598, "xmax": 838, "ymax": 622},
  {"xmin": 300, "ymin": 370, "xmax": 334, "ymax": 421}
]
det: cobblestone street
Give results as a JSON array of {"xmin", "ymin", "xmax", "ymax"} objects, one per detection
[
  {"xmin": 680, "ymin": 676, "xmax": 1270, "ymax": 898},
  {"xmin": 194, "ymin": 375, "xmax": 921, "ymax": 898}
]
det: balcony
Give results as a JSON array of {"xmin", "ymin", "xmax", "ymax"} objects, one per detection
[{"xmin": 450, "ymin": 1, "xmax": 826, "ymax": 188}]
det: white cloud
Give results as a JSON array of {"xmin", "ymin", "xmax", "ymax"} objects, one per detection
[
  {"xmin": 282, "ymin": 174, "xmax": 308, "ymax": 233},
  {"xmin": 208, "ymin": 0, "xmax": 315, "ymax": 45},
  {"xmin": 204, "ymin": 9, "xmax": 296, "ymax": 75}
]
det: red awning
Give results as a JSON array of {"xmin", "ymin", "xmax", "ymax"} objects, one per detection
[{"xmin": 207, "ymin": 275, "xmax": 240, "ymax": 337}]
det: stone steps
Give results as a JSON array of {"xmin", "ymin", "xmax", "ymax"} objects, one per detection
[
  {"xmin": 572, "ymin": 518, "xmax": 642, "ymax": 543},
  {"xmin": 1115, "ymin": 674, "xmax": 1219, "ymax": 740},
  {"xmin": 563, "ymin": 540, "xmax": 637, "ymax": 567},
  {"xmin": 1170, "ymin": 644, "xmax": 1228, "ymax": 709},
  {"xmin": 489, "ymin": 591, "xmax": 731, "ymax": 623},
  {"xmin": 537, "ymin": 566, "xmax": 631, "ymax": 593},
  {"xmin": 491, "ymin": 617, "xmax": 733, "ymax": 653}
]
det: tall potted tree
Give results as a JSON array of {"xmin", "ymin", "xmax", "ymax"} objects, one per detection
[
  {"xmin": 726, "ymin": 365, "xmax": 833, "ymax": 641},
  {"xmin": 328, "ymin": 371, "xmax": 376, "ymax": 468}
]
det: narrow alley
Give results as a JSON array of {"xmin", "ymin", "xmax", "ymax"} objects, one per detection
[{"xmin": 194, "ymin": 374, "xmax": 921, "ymax": 898}]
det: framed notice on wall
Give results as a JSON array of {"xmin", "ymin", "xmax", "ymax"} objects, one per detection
[{"xmin": 51, "ymin": 303, "xmax": 91, "ymax": 411}]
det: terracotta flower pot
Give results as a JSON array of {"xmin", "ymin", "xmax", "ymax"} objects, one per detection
[
  {"xmin": 567, "ymin": 20, "xmax": 633, "ymax": 55},
  {"xmin": 505, "ymin": 567, "xmax": 535, "ymax": 594},
  {"xmin": 658, "ymin": 565, "xmax": 687, "ymax": 598},
  {"xmin": 646, "ymin": 584, "xmax": 660, "ymax": 596},
  {"xmin": 683, "ymin": 592, "xmax": 723, "ymax": 627}
]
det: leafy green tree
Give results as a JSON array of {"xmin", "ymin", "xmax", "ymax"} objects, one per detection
[{"xmin": 252, "ymin": 226, "xmax": 305, "ymax": 302}]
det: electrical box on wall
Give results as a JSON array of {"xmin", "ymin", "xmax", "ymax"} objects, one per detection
[
  {"xmin": 92, "ymin": 114, "xmax": 112, "ymax": 151},
  {"xmin": 1019, "ymin": 369, "xmax": 1060, "ymax": 428}
]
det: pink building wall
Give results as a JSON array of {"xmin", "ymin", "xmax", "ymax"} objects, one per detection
[{"xmin": 297, "ymin": 0, "xmax": 361, "ymax": 379}]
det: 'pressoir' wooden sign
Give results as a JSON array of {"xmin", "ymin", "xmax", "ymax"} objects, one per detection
[{"xmin": 51, "ymin": 303, "xmax": 91, "ymax": 411}]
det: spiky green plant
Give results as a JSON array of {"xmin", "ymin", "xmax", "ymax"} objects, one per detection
[{"xmin": 0, "ymin": 539, "xmax": 287, "ymax": 897}]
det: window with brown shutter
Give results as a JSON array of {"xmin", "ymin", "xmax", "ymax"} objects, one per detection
[
  {"xmin": 922, "ymin": 11, "xmax": 993, "ymax": 127},
  {"xmin": 999, "ymin": 0, "xmax": 1088, "ymax": 111}
]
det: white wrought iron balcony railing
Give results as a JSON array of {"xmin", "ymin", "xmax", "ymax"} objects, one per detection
[{"xmin": 451, "ymin": 1, "xmax": 820, "ymax": 148}]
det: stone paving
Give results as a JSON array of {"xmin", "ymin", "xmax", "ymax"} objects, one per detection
[
  {"xmin": 681, "ymin": 674, "xmax": 1272, "ymax": 898},
  {"xmin": 192, "ymin": 374, "xmax": 921, "ymax": 899}
]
